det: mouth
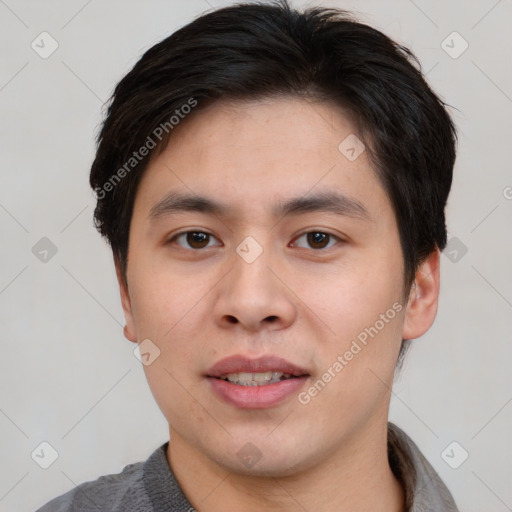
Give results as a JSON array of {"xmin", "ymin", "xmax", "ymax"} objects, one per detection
[
  {"xmin": 206, "ymin": 355, "xmax": 310, "ymax": 408},
  {"xmin": 215, "ymin": 371, "xmax": 302, "ymax": 386},
  {"xmin": 206, "ymin": 354, "xmax": 310, "ymax": 382}
]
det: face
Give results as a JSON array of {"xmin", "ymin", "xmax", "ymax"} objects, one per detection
[{"xmin": 118, "ymin": 96, "xmax": 439, "ymax": 476}]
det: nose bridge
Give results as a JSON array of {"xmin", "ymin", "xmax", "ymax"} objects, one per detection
[
  {"xmin": 214, "ymin": 233, "xmax": 296, "ymax": 330},
  {"xmin": 231, "ymin": 233, "xmax": 277, "ymax": 300}
]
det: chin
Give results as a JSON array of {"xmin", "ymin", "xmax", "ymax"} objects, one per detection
[
  {"xmin": 208, "ymin": 436, "xmax": 318, "ymax": 478},
  {"xmin": 229, "ymin": 453, "xmax": 308, "ymax": 478}
]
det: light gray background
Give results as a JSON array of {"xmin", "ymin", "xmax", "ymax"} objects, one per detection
[{"xmin": 1, "ymin": 1, "xmax": 511, "ymax": 511}]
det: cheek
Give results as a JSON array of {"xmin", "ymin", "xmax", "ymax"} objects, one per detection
[
  {"xmin": 301, "ymin": 256, "xmax": 404, "ymax": 345},
  {"xmin": 129, "ymin": 270, "xmax": 213, "ymax": 380},
  {"xmin": 302, "ymin": 253, "xmax": 405, "ymax": 407},
  {"xmin": 300, "ymin": 288, "xmax": 404, "ymax": 428},
  {"xmin": 132, "ymin": 276, "xmax": 205, "ymax": 422},
  {"xmin": 129, "ymin": 269, "xmax": 197, "ymax": 336}
]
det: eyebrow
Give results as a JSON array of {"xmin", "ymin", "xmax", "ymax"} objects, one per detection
[{"xmin": 149, "ymin": 190, "xmax": 371, "ymax": 222}]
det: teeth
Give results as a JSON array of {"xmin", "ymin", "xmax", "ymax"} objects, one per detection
[
  {"xmin": 221, "ymin": 372, "xmax": 293, "ymax": 386},
  {"xmin": 253, "ymin": 372, "xmax": 273, "ymax": 382}
]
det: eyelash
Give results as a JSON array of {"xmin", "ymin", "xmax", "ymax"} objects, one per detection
[{"xmin": 167, "ymin": 230, "xmax": 343, "ymax": 251}]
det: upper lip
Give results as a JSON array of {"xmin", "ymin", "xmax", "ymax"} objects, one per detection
[{"xmin": 207, "ymin": 355, "xmax": 310, "ymax": 378}]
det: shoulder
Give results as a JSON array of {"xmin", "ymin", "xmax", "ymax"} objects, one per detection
[{"xmin": 34, "ymin": 451, "xmax": 157, "ymax": 512}]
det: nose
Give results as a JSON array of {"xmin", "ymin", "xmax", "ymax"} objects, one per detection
[{"xmin": 213, "ymin": 240, "xmax": 297, "ymax": 333}]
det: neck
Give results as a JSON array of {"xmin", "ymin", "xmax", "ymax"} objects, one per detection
[{"xmin": 166, "ymin": 419, "xmax": 405, "ymax": 512}]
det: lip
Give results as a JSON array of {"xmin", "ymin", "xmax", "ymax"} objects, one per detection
[
  {"xmin": 206, "ymin": 355, "xmax": 310, "ymax": 409},
  {"xmin": 206, "ymin": 354, "xmax": 309, "ymax": 378}
]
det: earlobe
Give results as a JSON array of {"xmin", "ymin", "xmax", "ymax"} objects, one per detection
[
  {"xmin": 402, "ymin": 249, "xmax": 441, "ymax": 340},
  {"xmin": 115, "ymin": 259, "xmax": 138, "ymax": 343}
]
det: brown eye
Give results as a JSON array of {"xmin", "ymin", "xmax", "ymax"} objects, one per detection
[
  {"xmin": 308, "ymin": 232, "xmax": 329, "ymax": 249},
  {"xmin": 186, "ymin": 232, "xmax": 210, "ymax": 249},
  {"xmin": 170, "ymin": 231, "xmax": 220, "ymax": 250},
  {"xmin": 293, "ymin": 231, "xmax": 339, "ymax": 250}
]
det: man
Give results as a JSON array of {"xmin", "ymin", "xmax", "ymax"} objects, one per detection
[{"xmin": 37, "ymin": 0, "xmax": 459, "ymax": 510}]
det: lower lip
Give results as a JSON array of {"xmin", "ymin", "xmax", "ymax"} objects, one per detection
[{"xmin": 207, "ymin": 376, "xmax": 309, "ymax": 409}]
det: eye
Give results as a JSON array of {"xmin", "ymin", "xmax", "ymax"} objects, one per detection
[
  {"xmin": 168, "ymin": 231, "xmax": 221, "ymax": 250},
  {"xmin": 292, "ymin": 231, "xmax": 341, "ymax": 250}
]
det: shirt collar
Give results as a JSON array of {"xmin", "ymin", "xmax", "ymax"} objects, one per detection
[
  {"xmin": 143, "ymin": 423, "xmax": 459, "ymax": 511},
  {"xmin": 388, "ymin": 422, "xmax": 459, "ymax": 511}
]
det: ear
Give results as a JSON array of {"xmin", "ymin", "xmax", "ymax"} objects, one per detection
[
  {"xmin": 402, "ymin": 249, "xmax": 441, "ymax": 340},
  {"xmin": 115, "ymin": 258, "xmax": 138, "ymax": 343}
]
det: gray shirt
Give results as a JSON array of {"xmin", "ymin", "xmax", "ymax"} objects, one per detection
[{"xmin": 35, "ymin": 422, "xmax": 459, "ymax": 511}]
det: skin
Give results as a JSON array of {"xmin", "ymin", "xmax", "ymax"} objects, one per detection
[{"xmin": 117, "ymin": 96, "xmax": 440, "ymax": 511}]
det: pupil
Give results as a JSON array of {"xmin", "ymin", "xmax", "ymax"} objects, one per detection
[
  {"xmin": 308, "ymin": 232, "xmax": 328, "ymax": 248},
  {"xmin": 188, "ymin": 232, "xmax": 208, "ymax": 248}
]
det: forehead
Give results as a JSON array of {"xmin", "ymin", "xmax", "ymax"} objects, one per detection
[
  {"xmin": 169, "ymin": 95, "xmax": 359, "ymax": 163},
  {"xmin": 134, "ymin": 96, "xmax": 389, "ymax": 221}
]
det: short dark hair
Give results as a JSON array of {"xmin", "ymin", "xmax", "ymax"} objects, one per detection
[{"xmin": 90, "ymin": 0, "xmax": 457, "ymax": 361}]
